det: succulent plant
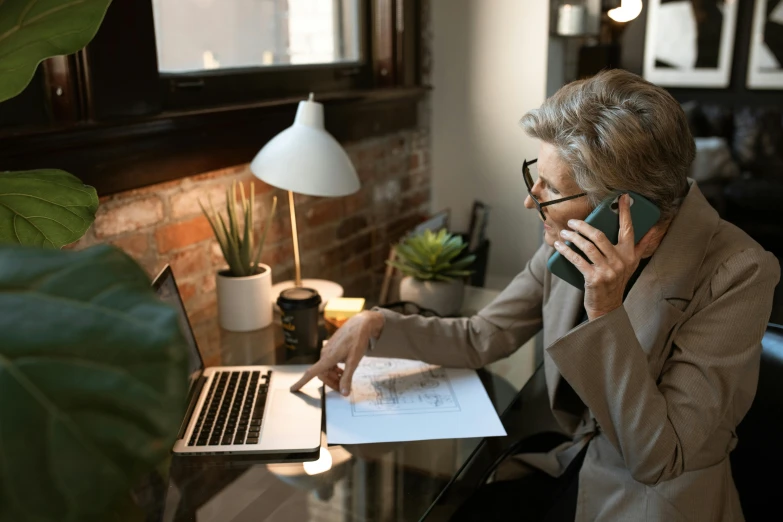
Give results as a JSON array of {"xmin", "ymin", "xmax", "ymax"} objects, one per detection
[
  {"xmin": 388, "ymin": 228, "xmax": 475, "ymax": 282},
  {"xmin": 200, "ymin": 181, "xmax": 277, "ymax": 277}
]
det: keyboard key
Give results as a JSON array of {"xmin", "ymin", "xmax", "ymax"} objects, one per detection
[{"xmin": 246, "ymin": 437, "xmax": 259, "ymax": 444}]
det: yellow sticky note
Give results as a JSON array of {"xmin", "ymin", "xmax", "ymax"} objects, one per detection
[{"xmin": 324, "ymin": 297, "xmax": 366, "ymax": 322}]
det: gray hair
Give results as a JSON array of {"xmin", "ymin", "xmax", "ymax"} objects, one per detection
[{"xmin": 520, "ymin": 69, "xmax": 694, "ymax": 222}]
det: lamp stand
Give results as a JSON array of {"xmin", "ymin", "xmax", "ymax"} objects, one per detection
[
  {"xmin": 288, "ymin": 190, "xmax": 302, "ymax": 287},
  {"xmin": 270, "ymin": 190, "xmax": 344, "ymax": 310}
]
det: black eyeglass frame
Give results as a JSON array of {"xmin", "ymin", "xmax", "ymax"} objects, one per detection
[{"xmin": 523, "ymin": 158, "xmax": 587, "ymax": 222}]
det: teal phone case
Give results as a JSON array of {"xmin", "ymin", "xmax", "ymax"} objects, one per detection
[{"xmin": 546, "ymin": 191, "xmax": 661, "ymax": 290}]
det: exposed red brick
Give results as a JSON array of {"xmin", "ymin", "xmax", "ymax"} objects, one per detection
[
  {"xmin": 169, "ymin": 244, "xmax": 211, "ymax": 280},
  {"xmin": 344, "ymin": 187, "xmax": 370, "ymax": 215},
  {"xmin": 188, "ymin": 294, "xmax": 217, "ymax": 325},
  {"xmin": 319, "ymin": 244, "xmax": 343, "ymax": 267},
  {"xmin": 337, "ymin": 215, "xmax": 368, "ymax": 240},
  {"xmin": 201, "ymin": 273, "xmax": 217, "ymax": 294},
  {"xmin": 189, "ymin": 164, "xmax": 247, "ymax": 183},
  {"xmin": 246, "ymin": 177, "xmax": 275, "ymax": 197},
  {"xmin": 300, "ymin": 223, "xmax": 339, "ymax": 251},
  {"xmin": 266, "ymin": 214, "xmax": 292, "ymax": 244},
  {"xmin": 342, "ymin": 252, "xmax": 372, "ymax": 274},
  {"xmin": 111, "ymin": 233, "xmax": 151, "ymax": 260},
  {"xmin": 139, "ymin": 258, "xmax": 168, "ymax": 280},
  {"xmin": 178, "ymin": 281, "xmax": 198, "ymax": 302},
  {"xmin": 94, "ymin": 197, "xmax": 164, "ymax": 238},
  {"xmin": 155, "ymin": 215, "xmax": 214, "ymax": 253},
  {"xmin": 403, "ymin": 188, "xmax": 431, "ymax": 210},
  {"xmin": 304, "ymin": 198, "xmax": 343, "ymax": 228},
  {"xmin": 170, "ymin": 184, "xmax": 228, "ymax": 219},
  {"xmin": 260, "ymin": 241, "xmax": 295, "ymax": 267}
]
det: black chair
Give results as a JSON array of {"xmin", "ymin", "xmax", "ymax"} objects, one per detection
[
  {"xmin": 428, "ymin": 324, "xmax": 783, "ymax": 521},
  {"xmin": 730, "ymin": 323, "xmax": 783, "ymax": 521}
]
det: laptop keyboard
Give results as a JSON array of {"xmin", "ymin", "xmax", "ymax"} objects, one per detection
[{"xmin": 188, "ymin": 370, "xmax": 272, "ymax": 447}]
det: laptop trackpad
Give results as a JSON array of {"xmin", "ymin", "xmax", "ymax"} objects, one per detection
[{"xmin": 261, "ymin": 388, "xmax": 321, "ymax": 451}]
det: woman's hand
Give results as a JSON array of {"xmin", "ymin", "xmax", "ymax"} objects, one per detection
[
  {"xmin": 289, "ymin": 310, "xmax": 385, "ymax": 396},
  {"xmin": 553, "ymin": 193, "xmax": 657, "ymax": 321}
]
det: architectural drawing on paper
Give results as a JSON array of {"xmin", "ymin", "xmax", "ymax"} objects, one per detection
[{"xmin": 350, "ymin": 359, "xmax": 461, "ymax": 417}]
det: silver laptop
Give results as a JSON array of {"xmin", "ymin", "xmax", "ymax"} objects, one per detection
[{"xmin": 152, "ymin": 265, "xmax": 322, "ymax": 457}]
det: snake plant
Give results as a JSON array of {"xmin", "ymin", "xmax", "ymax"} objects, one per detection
[
  {"xmin": 388, "ymin": 228, "xmax": 475, "ymax": 282},
  {"xmin": 200, "ymin": 181, "xmax": 277, "ymax": 277}
]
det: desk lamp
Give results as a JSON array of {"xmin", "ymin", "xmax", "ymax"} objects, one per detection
[{"xmin": 250, "ymin": 93, "xmax": 360, "ymax": 305}]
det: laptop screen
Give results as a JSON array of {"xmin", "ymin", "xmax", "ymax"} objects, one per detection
[{"xmin": 152, "ymin": 266, "xmax": 204, "ymax": 379}]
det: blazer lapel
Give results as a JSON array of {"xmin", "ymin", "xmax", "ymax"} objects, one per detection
[
  {"xmin": 543, "ymin": 275, "xmax": 585, "ymax": 429},
  {"xmin": 605, "ymin": 181, "xmax": 721, "ymax": 376},
  {"xmin": 541, "ymin": 180, "xmax": 721, "ymax": 425}
]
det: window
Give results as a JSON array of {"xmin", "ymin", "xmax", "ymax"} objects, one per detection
[
  {"xmin": 0, "ymin": 0, "xmax": 423, "ymax": 196},
  {"xmin": 152, "ymin": 0, "xmax": 361, "ymax": 73}
]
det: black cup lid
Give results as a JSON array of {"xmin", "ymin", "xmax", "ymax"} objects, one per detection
[{"xmin": 277, "ymin": 287, "xmax": 322, "ymax": 310}]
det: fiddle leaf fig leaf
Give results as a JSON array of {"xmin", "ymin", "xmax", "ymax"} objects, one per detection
[
  {"xmin": 0, "ymin": 0, "xmax": 113, "ymax": 103},
  {"xmin": 0, "ymin": 169, "xmax": 99, "ymax": 248},
  {"xmin": 0, "ymin": 244, "xmax": 189, "ymax": 522}
]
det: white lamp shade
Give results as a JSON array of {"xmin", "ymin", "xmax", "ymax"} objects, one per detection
[{"xmin": 250, "ymin": 96, "xmax": 360, "ymax": 197}]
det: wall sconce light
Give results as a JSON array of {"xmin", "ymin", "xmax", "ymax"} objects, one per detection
[
  {"xmin": 607, "ymin": 0, "xmax": 643, "ymax": 23},
  {"xmin": 556, "ymin": 2, "xmax": 587, "ymax": 36}
]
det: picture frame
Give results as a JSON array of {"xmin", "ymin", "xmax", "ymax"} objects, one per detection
[
  {"xmin": 747, "ymin": 0, "xmax": 783, "ymax": 89},
  {"xmin": 643, "ymin": 0, "xmax": 739, "ymax": 88},
  {"xmin": 410, "ymin": 208, "xmax": 450, "ymax": 237},
  {"xmin": 467, "ymin": 201, "xmax": 490, "ymax": 252}
]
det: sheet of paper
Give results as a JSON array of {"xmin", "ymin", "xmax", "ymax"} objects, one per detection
[{"xmin": 326, "ymin": 357, "xmax": 507, "ymax": 444}]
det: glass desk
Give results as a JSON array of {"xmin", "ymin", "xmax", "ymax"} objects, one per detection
[{"xmin": 138, "ymin": 287, "xmax": 537, "ymax": 522}]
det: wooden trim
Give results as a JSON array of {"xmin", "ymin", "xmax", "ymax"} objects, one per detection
[
  {"xmin": 0, "ymin": 87, "xmax": 428, "ymax": 196},
  {"xmin": 40, "ymin": 57, "xmax": 80, "ymax": 123},
  {"xmin": 373, "ymin": 0, "xmax": 396, "ymax": 86},
  {"xmin": 0, "ymin": 0, "xmax": 425, "ymax": 196}
]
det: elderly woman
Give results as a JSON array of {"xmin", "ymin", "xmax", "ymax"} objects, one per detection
[{"xmin": 291, "ymin": 69, "xmax": 780, "ymax": 521}]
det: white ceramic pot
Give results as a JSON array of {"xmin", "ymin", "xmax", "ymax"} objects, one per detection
[
  {"xmin": 399, "ymin": 276, "xmax": 465, "ymax": 317},
  {"xmin": 216, "ymin": 264, "xmax": 273, "ymax": 332}
]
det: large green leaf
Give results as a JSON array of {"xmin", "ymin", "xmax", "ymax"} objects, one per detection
[
  {"xmin": 0, "ymin": 244, "xmax": 189, "ymax": 522},
  {"xmin": 0, "ymin": 169, "xmax": 99, "ymax": 248},
  {"xmin": 0, "ymin": 0, "xmax": 113, "ymax": 103}
]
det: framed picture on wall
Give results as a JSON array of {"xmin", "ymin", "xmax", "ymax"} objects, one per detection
[
  {"xmin": 643, "ymin": 0, "xmax": 739, "ymax": 88},
  {"xmin": 467, "ymin": 201, "xmax": 490, "ymax": 252},
  {"xmin": 747, "ymin": 0, "xmax": 783, "ymax": 88}
]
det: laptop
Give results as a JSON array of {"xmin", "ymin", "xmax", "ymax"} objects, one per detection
[{"xmin": 152, "ymin": 265, "xmax": 322, "ymax": 457}]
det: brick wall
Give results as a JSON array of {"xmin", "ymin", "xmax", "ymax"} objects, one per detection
[
  {"xmin": 71, "ymin": 0, "xmax": 433, "ymax": 358},
  {"xmin": 72, "ymin": 123, "xmax": 432, "ymax": 344}
]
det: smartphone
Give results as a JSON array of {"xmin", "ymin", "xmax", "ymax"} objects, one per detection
[{"xmin": 546, "ymin": 191, "xmax": 660, "ymax": 290}]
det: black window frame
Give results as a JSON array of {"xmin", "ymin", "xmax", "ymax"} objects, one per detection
[{"xmin": 0, "ymin": 0, "xmax": 426, "ymax": 196}]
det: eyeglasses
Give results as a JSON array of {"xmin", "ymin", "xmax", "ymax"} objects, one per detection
[{"xmin": 523, "ymin": 158, "xmax": 587, "ymax": 222}]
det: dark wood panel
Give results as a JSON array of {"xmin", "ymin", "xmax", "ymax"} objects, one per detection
[
  {"xmin": 0, "ymin": 87, "xmax": 427, "ymax": 196},
  {"xmin": 81, "ymin": 0, "xmax": 162, "ymax": 119}
]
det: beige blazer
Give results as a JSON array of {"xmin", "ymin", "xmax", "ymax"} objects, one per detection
[{"xmin": 371, "ymin": 181, "xmax": 780, "ymax": 521}]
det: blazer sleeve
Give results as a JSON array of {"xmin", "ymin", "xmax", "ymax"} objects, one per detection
[
  {"xmin": 369, "ymin": 243, "xmax": 552, "ymax": 369},
  {"xmin": 546, "ymin": 248, "xmax": 780, "ymax": 486}
]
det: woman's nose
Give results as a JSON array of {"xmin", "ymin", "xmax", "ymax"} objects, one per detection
[{"xmin": 524, "ymin": 194, "xmax": 535, "ymax": 209}]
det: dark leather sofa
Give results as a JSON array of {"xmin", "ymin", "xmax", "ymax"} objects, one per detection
[
  {"xmin": 730, "ymin": 323, "xmax": 783, "ymax": 520},
  {"xmin": 683, "ymin": 102, "xmax": 783, "ymax": 261},
  {"xmin": 429, "ymin": 324, "xmax": 783, "ymax": 521}
]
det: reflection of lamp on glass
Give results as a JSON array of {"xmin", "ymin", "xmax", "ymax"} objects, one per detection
[
  {"xmin": 607, "ymin": 0, "xmax": 642, "ymax": 23},
  {"xmin": 250, "ymin": 93, "xmax": 360, "ymax": 306},
  {"xmin": 267, "ymin": 432, "xmax": 352, "ymax": 501}
]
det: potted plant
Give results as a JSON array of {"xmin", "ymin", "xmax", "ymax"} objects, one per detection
[
  {"xmin": 201, "ymin": 181, "xmax": 278, "ymax": 331},
  {"xmin": 388, "ymin": 228, "xmax": 476, "ymax": 316},
  {"xmin": 1, "ymin": 3, "xmax": 189, "ymax": 520}
]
